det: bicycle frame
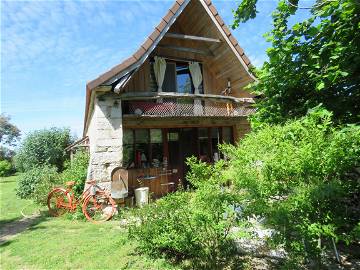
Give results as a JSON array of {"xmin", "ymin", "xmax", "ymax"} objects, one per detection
[
  {"xmin": 48, "ymin": 180, "xmax": 116, "ymax": 223},
  {"xmin": 61, "ymin": 181, "xmax": 108, "ymax": 212}
]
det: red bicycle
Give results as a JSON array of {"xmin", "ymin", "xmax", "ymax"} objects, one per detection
[{"xmin": 47, "ymin": 180, "xmax": 116, "ymax": 223}]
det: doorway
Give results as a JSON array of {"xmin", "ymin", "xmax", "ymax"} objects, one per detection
[
  {"xmin": 179, "ymin": 128, "xmax": 198, "ymax": 185},
  {"xmin": 167, "ymin": 128, "xmax": 198, "ymax": 187}
]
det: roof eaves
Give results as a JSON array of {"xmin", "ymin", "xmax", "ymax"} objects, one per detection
[
  {"xmin": 83, "ymin": 0, "xmax": 191, "ymax": 136},
  {"xmin": 200, "ymin": 0, "xmax": 255, "ymax": 80},
  {"xmin": 86, "ymin": 1, "xmax": 189, "ymax": 91}
]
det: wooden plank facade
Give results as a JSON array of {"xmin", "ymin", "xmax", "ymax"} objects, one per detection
[{"xmin": 83, "ymin": 0, "xmax": 257, "ymax": 198}]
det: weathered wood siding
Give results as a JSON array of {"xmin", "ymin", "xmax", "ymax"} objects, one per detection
[{"xmin": 121, "ymin": 0, "xmax": 254, "ymax": 99}]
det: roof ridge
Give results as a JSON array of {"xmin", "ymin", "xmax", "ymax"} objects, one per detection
[
  {"xmin": 87, "ymin": 0, "xmax": 187, "ymax": 90},
  {"xmin": 203, "ymin": 0, "xmax": 251, "ymax": 66},
  {"xmin": 83, "ymin": 0, "xmax": 254, "ymax": 135},
  {"xmin": 86, "ymin": 0, "xmax": 253, "ymax": 91}
]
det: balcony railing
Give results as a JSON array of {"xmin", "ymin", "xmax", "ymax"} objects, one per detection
[{"xmin": 121, "ymin": 92, "xmax": 255, "ymax": 118}]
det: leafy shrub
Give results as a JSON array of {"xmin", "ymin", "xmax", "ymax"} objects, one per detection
[
  {"xmin": 128, "ymin": 158, "xmax": 242, "ymax": 268},
  {"xmin": 15, "ymin": 128, "xmax": 71, "ymax": 172},
  {"xmin": 0, "ymin": 160, "xmax": 13, "ymax": 177},
  {"xmin": 129, "ymin": 108, "xmax": 359, "ymax": 267},
  {"xmin": 16, "ymin": 166, "xmax": 61, "ymax": 205},
  {"xmin": 61, "ymin": 151, "xmax": 89, "ymax": 197},
  {"xmin": 221, "ymin": 108, "xmax": 360, "ymax": 263}
]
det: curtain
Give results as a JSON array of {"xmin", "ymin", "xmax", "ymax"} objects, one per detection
[
  {"xmin": 189, "ymin": 62, "xmax": 203, "ymax": 115},
  {"xmin": 153, "ymin": 56, "xmax": 166, "ymax": 92},
  {"xmin": 189, "ymin": 62, "xmax": 202, "ymax": 94}
]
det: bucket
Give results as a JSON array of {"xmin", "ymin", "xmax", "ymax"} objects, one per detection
[{"xmin": 135, "ymin": 187, "xmax": 149, "ymax": 207}]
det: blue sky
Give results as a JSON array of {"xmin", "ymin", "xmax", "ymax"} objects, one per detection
[{"xmin": 1, "ymin": 0, "xmax": 312, "ymax": 139}]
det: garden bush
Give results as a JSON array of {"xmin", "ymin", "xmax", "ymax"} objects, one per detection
[
  {"xmin": 61, "ymin": 151, "xmax": 89, "ymax": 197},
  {"xmin": 128, "ymin": 108, "xmax": 359, "ymax": 267},
  {"xmin": 0, "ymin": 160, "xmax": 13, "ymax": 177},
  {"xmin": 16, "ymin": 165, "xmax": 61, "ymax": 205},
  {"xmin": 15, "ymin": 128, "xmax": 71, "ymax": 172},
  {"xmin": 221, "ymin": 108, "xmax": 360, "ymax": 265},
  {"xmin": 128, "ymin": 158, "xmax": 243, "ymax": 268}
]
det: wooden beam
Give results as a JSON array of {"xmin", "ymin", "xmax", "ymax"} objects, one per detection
[
  {"xmin": 123, "ymin": 116, "xmax": 249, "ymax": 129},
  {"xmin": 102, "ymin": 0, "xmax": 191, "ymax": 86},
  {"xmin": 165, "ymin": 32, "xmax": 221, "ymax": 43},
  {"xmin": 94, "ymin": 85, "xmax": 112, "ymax": 92},
  {"xmin": 215, "ymin": 65, "xmax": 238, "ymax": 79},
  {"xmin": 198, "ymin": 0, "xmax": 257, "ymax": 82},
  {"xmin": 232, "ymin": 78, "xmax": 253, "ymax": 89},
  {"xmin": 150, "ymin": 53, "xmax": 203, "ymax": 64},
  {"xmin": 117, "ymin": 91, "xmax": 255, "ymax": 104},
  {"xmin": 213, "ymin": 46, "xmax": 230, "ymax": 61},
  {"xmin": 158, "ymin": 44, "xmax": 214, "ymax": 56}
]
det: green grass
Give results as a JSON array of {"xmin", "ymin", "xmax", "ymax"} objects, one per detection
[
  {"xmin": 0, "ymin": 175, "xmax": 180, "ymax": 270},
  {"xmin": 0, "ymin": 174, "xmax": 42, "ymax": 225}
]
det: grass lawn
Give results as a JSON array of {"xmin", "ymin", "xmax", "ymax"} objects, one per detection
[
  {"xmin": 0, "ymin": 175, "xmax": 179, "ymax": 270},
  {"xmin": 0, "ymin": 174, "xmax": 42, "ymax": 225}
]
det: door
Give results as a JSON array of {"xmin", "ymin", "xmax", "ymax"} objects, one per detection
[
  {"xmin": 167, "ymin": 128, "xmax": 198, "ymax": 188},
  {"xmin": 179, "ymin": 128, "xmax": 198, "ymax": 187}
]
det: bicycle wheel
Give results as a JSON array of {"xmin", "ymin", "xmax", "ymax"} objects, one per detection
[
  {"xmin": 21, "ymin": 201, "xmax": 41, "ymax": 218},
  {"xmin": 82, "ymin": 191, "xmax": 116, "ymax": 223},
  {"xmin": 47, "ymin": 188, "xmax": 71, "ymax": 216}
]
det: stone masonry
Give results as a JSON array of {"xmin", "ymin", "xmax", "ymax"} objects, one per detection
[{"xmin": 86, "ymin": 92, "xmax": 123, "ymax": 189}]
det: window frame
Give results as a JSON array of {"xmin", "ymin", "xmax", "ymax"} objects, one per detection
[{"xmin": 150, "ymin": 58, "xmax": 204, "ymax": 94}]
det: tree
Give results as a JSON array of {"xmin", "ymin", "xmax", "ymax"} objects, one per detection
[
  {"xmin": 0, "ymin": 114, "xmax": 20, "ymax": 161},
  {"xmin": 15, "ymin": 128, "xmax": 72, "ymax": 172},
  {"xmin": 232, "ymin": 0, "xmax": 360, "ymax": 127},
  {"xmin": 0, "ymin": 114, "xmax": 20, "ymax": 146}
]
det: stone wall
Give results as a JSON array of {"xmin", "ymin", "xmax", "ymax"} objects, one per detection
[{"xmin": 86, "ymin": 92, "xmax": 123, "ymax": 188}]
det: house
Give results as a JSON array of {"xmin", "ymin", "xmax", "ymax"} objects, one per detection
[{"xmin": 82, "ymin": 0, "xmax": 256, "ymax": 198}]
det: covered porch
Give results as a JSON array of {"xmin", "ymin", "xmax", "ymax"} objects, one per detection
[{"xmin": 112, "ymin": 116, "xmax": 249, "ymax": 201}]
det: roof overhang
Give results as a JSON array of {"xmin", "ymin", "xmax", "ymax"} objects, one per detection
[{"xmin": 83, "ymin": 0, "xmax": 257, "ymax": 136}]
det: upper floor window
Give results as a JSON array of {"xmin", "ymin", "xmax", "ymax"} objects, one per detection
[{"xmin": 151, "ymin": 59, "xmax": 203, "ymax": 94}]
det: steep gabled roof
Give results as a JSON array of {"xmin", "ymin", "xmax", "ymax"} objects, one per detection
[
  {"xmin": 86, "ymin": 0, "xmax": 253, "ymax": 90},
  {"xmin": 84, "ymin": 0, "xmax": 255, "ymax": 134}
]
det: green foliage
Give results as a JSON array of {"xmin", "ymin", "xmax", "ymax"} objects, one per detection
[
  {"xmin": 232, "ymin": 0, "xmax": 360, "ymax": 126},
  {"xmin": 0, "ymin": 113, "xmax": 20, "ymax": 146},
  {"xmin": 16, "ymin": 166, "xmax": 61, "ymax": 205},
  {"xmin": 15, "ymin": 128, "xmax": 71, "ymax": 172},
  {"xmin": 64, "ymin": 204, "xmax": 87, "ymax": 221},
  {"xmin": 1, "ymin": 176, "xmax": 177, "ymax": 270},
  {"xmin": 221, "ymin": 108, "xmax": 360, "ymax": 262},
  {"xmin": 232, "ymin": 0, "xmax": 258, "ymax": 28},
  {"xmin": 61, "ymin": 151, "xmax": 89, "ymax": 197},
  {"xmin": 128, "ymin": 158, "xmax": 241, "ymax": 268},
  {"xmin": 0, "ymin": 160, "xmax": 13, "ymax": 177},
  {"xmin": 0, "ymin": 146, "xmax": 16, "ymax": 161}
]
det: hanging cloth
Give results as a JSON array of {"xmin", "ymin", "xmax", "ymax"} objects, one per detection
[
  {"xmin": 153, "ymin": 56, "xmax": 166, "ymax": 92},
  {"xmin": 189, "ymin": 62, "xmax": 203, "ymax": 94},
  {"xmin": 189, "ymin": 62, "xmax": 203, "ymax": 115}
]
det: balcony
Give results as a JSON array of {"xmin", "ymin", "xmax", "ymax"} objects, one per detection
[{"xmin": 120, "ymin": 92, "xmax": 255, "ymax": 118}]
